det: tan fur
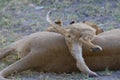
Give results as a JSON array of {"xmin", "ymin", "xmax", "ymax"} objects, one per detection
[
  {"xmin": 47, "ymin": 20, "xmax": 103, "ymax": 50},
  {"xmin": 47, "ymin": 21, "xmax": 103, "ymax": 76},
  {"xmin": 46, "ymin": 10, "xmax": 103, "ymax": 76},
  {"xmin": 0, "ymin": 10, "xmax": 119, "ymax": 79},
  {"xmin": 46, "ymin": 10, "xmax": 102, "ymax": 52},
  {"xmin": 69, "ymin": 20, "xmax": 103, "ymax": 34},
  {"xmin": 0, "ymin": 29, "xmax": 120, "ymax": 80},
  {"xmin": 82, "ymin": 21, "xmax": 103, "ymax": 34}
]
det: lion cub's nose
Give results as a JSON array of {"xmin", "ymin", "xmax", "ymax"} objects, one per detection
[{"xmin": 92, "ymin": 46, "xmax": 102, "ymax": 52}]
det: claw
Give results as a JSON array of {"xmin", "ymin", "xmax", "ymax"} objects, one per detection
[{"xmin": 88, "ymin": 71, "xmax": 99, "ymax": 77}]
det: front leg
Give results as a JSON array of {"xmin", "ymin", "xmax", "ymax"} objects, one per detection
[{"xmin": 65, "ymin": 37, "xmax": 98, "ymax": 77}]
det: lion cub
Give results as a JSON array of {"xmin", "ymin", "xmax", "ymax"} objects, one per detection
[{"xmin": 46, "ymin": 10, "xmax": 102, "ymax": 77}]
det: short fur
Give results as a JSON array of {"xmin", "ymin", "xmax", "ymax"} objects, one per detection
[
  {"xmin": 82, "ymin": 21, "xmax": 103, "ymax": 34},
  {"xmin": 0, "ymin": 10, "xmax": 120, "ymax": 79},
  {"xmin": 0, "ymin": 29, "xmax": 120, "ymax": 80},
  {"xmin": 46, "ymin": 10, "xmax": 103, "ymax": 76}
]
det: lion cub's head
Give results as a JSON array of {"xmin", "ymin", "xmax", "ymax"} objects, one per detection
[{"xmin": 46, "ymin": 10, "xmax": 102, "ymax": 52}]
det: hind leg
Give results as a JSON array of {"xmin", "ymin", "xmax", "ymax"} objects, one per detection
[
  {"xmin": 0, "ymin": 53, "xmax": 35, "ymax": 79},
  {"xmin": 0, "ymin": 47, "xmax": 15, "ymax": 60}
]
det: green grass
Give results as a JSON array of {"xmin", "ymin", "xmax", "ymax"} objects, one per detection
[
  {"xmin": 113, "ymin": 14, "xmax": 120, "ymax": 23},
  {"xmin": 100, "ymin": 68, "xmax": 112, "ymax": 76}
]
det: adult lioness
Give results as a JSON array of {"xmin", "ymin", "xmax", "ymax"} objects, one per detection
[
  {"xmin": 0, "ymin": 29, "xmax": 120, "ymax": 80},
  {"xmin": 0, "ymin": 18, "xmax": 103, "ymax": 79}
]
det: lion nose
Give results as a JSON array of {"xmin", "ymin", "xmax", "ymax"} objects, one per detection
[{"xmin": 91, "ymin": 46, "xmax": 102, "ymax": 52}]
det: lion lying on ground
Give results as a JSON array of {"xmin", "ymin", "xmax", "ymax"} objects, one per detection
[
  {"xmin": 0, "ymin": 27, "xmax": 120, "ymax": 80},
  {"xmin": 0, "ymin": 19, "xmax": 102, "ymax": 80},
  {"xmin": 0, "ymin": 14, "xmax": 120, "ymax": 80}
]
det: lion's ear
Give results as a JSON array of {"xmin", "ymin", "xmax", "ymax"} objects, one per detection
[
  {"xmin": 69, "ymin": 20, "xmax": 76, "ymax": 24},
  {"xmin": 54, "ymin": 19, "xmax": 63, "ymax": 26}
]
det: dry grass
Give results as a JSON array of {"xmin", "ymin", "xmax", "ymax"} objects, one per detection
[{"xmin": 0, "ymin": 0, "xmax": 120, "ymax": 80}]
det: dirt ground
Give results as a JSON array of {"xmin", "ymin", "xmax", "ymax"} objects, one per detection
[
  {"xmin": 0, "ymin": 0, "xmax": 120, "ymax": 80},
  {"xmin": 14, "ymin": 70, "xmax": 120, "ymax": 80}
]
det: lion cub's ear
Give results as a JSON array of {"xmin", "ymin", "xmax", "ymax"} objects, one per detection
[{"xmin": 54, "ymin": 19, "xmax": 63, "ymax": 26}]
